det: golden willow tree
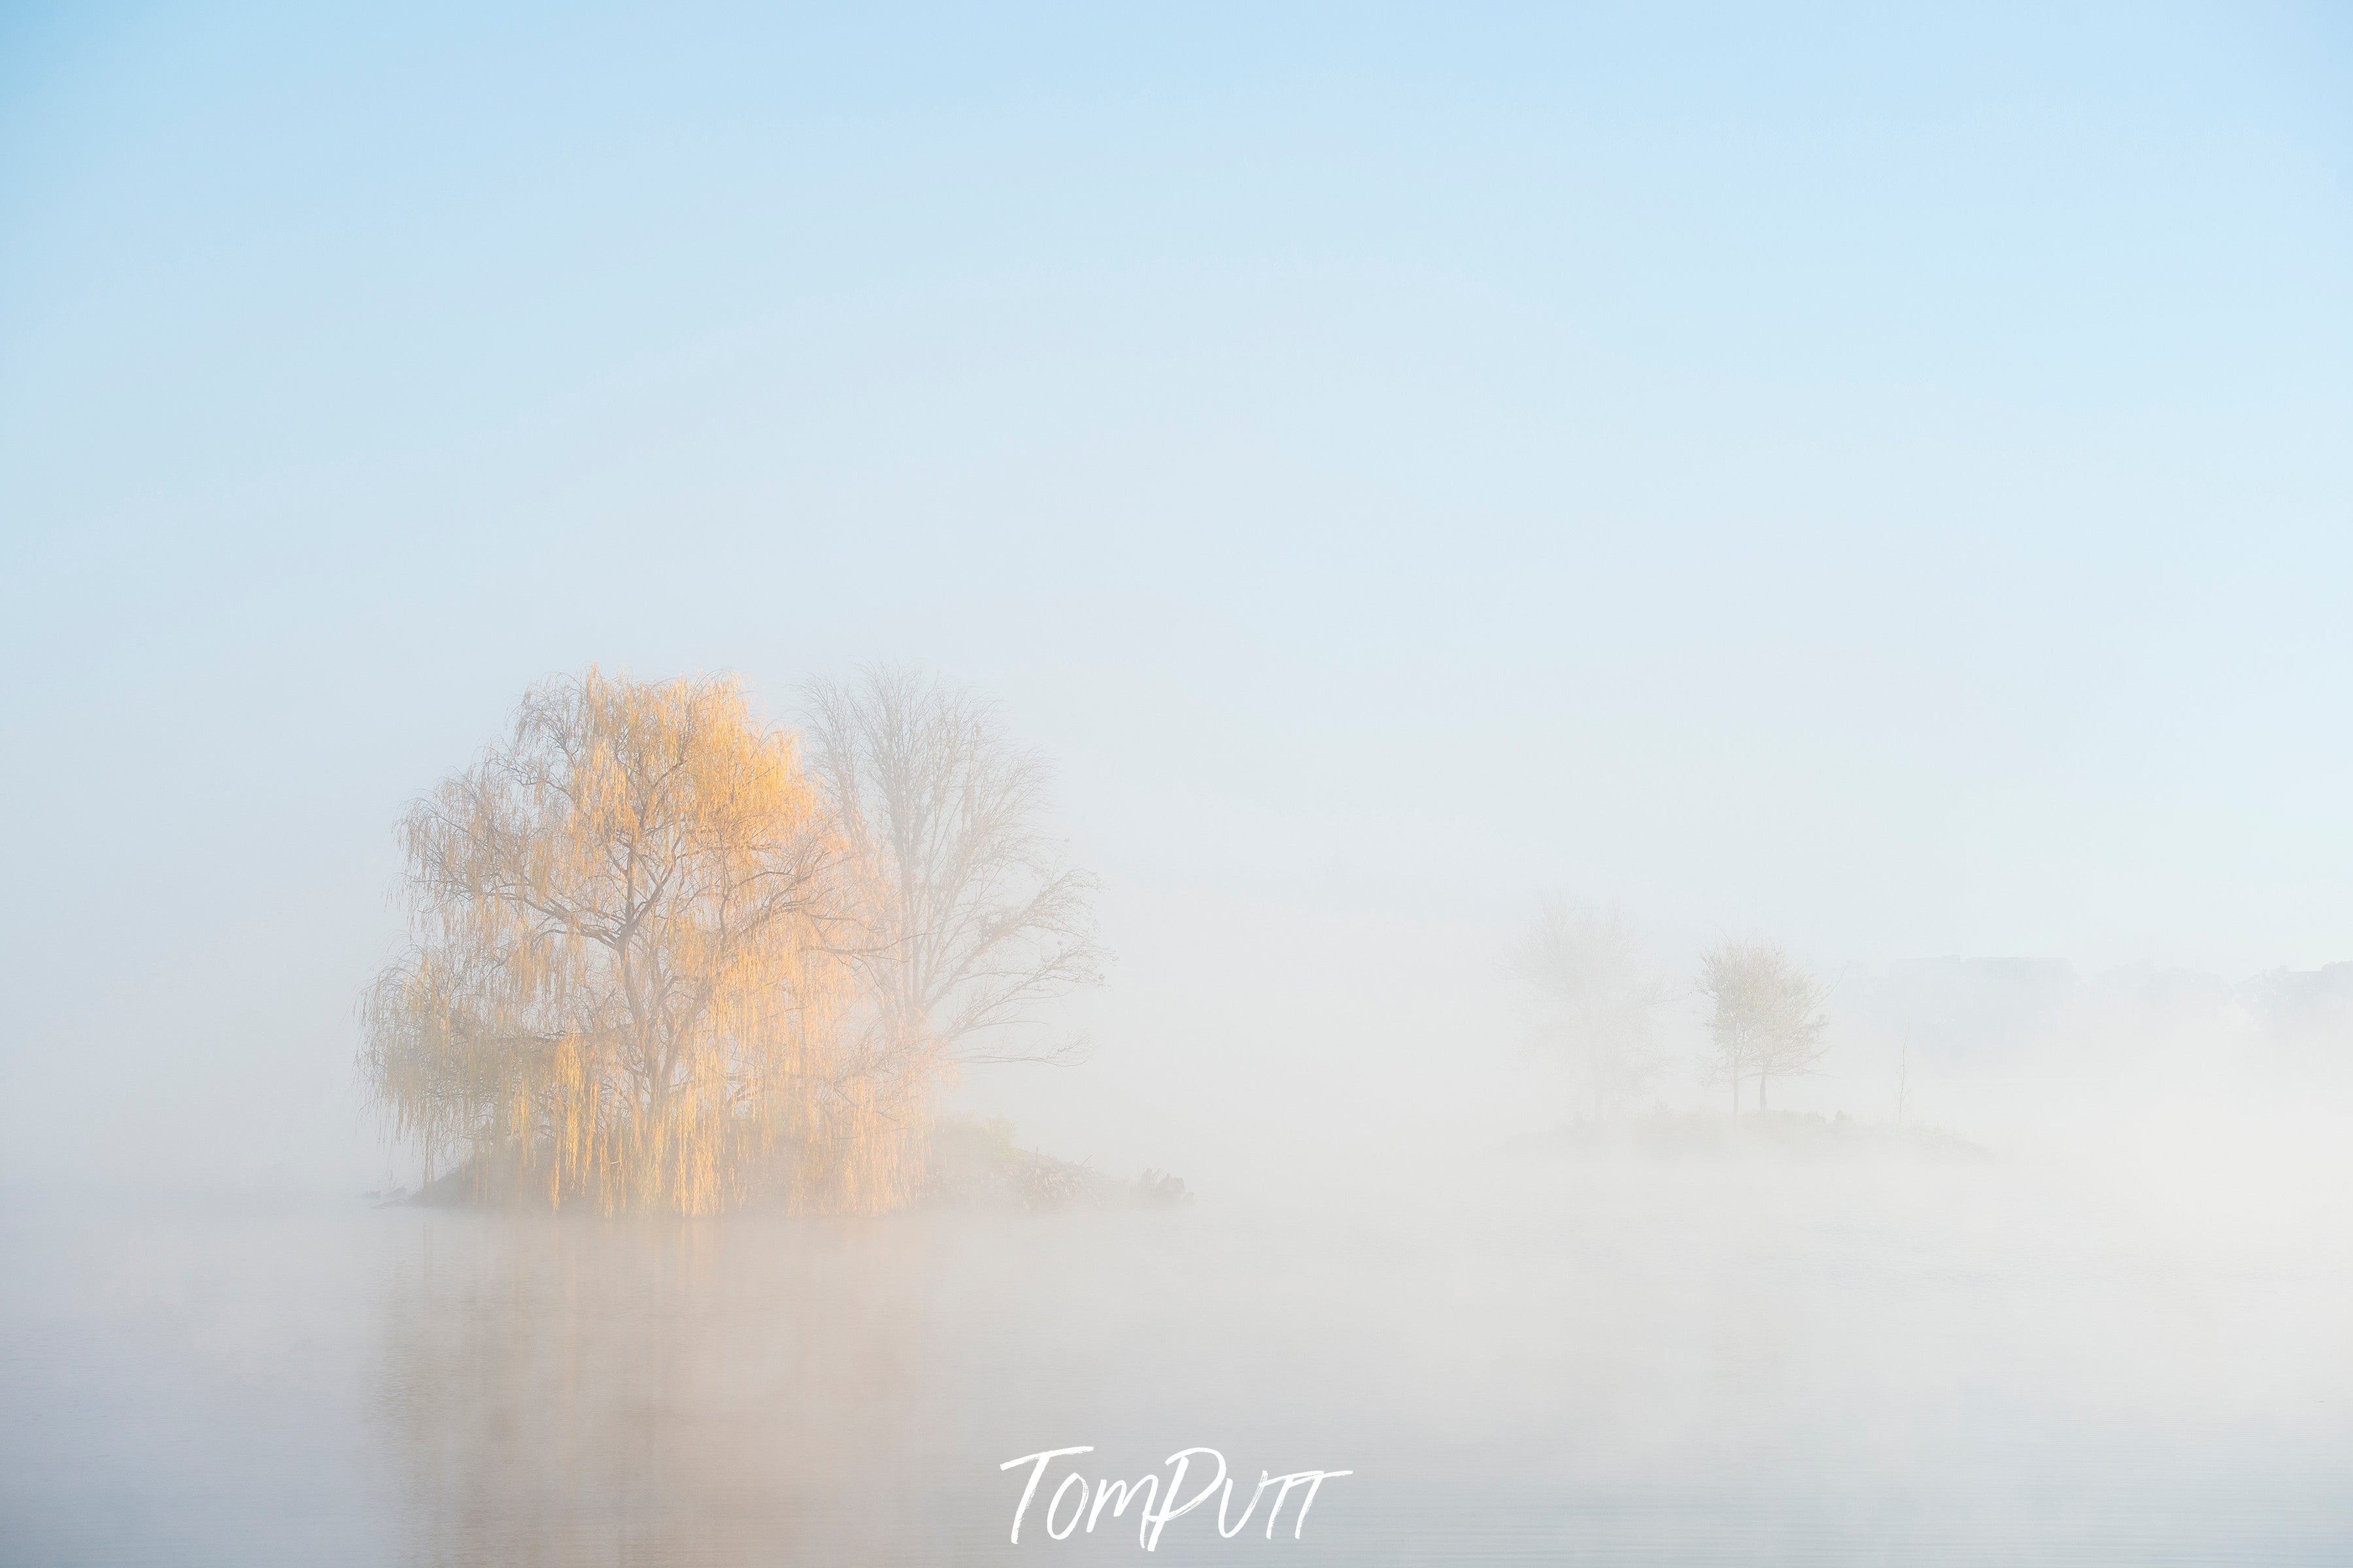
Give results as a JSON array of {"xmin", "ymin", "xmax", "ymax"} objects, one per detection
[{"xmin": 360, "ymin": 669, "xmax": 932, "ymax": 1215}]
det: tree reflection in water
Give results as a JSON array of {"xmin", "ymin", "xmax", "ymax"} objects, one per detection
[{"xmin": 374, "ymin": 1212, "xmax": 954, "ymax": 1567}]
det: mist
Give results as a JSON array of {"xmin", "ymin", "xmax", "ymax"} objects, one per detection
[{"xmin": 6, "ymin": 3, "xmax": 2353, "ymax": 1564}]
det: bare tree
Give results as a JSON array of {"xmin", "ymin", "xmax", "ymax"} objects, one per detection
[
  {"xmin": 1697, "ymin": 939, "xmax": 1832, "ymax": 1114},
  {"xmin": 799, "ymin": 664, "xmax": 1107, "ymax": 1068},
  {"xmin": 1508, "ymin": 899, "xmax": 1674, "ymax": 1121},
  {"xmin": 360, "ymin": 669, "xmax": 926, "ymax": 1215}
]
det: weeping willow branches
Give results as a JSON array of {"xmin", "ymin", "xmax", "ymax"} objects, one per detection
[{"xmin": 360, "ymin": 669, "xmax": 936, "ymax": 1215}]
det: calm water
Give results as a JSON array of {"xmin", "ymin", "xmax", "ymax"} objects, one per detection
[{"xmin": 3, "ymin": 1152, "xmax": 2348, "ymax": 1565}]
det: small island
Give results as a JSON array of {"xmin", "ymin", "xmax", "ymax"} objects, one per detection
[{"xmin": 361, "ymin": 665, "xmax": 1113, "ymax": 1217}]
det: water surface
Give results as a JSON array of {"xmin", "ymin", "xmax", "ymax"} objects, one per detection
[{"xmin": 4, "ymin": 1150, "xmax": 2347, "ymax": 1565}]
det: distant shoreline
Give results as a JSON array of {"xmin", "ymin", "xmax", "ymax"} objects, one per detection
[{"xmin": 1521, "ymin": 1108, "xmax": 1991, "ymax": 1163}]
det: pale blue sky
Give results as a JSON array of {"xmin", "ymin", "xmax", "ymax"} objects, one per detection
[{"xmin": 3, "ymin": 3, "xmax": 2350, "ymax": 1182}]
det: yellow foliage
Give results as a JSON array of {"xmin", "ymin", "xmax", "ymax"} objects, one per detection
[{"xmin": 360, "ymin": 668, "xmax": 936, "ymax": 1215}]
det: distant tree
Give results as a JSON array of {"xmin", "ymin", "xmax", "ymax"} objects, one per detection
[
  {"xmin": 1508, "ymin": 899, "xmax": 1674, "ymax": 1120},
  {"xmin": 798, "ymin": 664, "xmax": 1107, "ymax": 1069},
  {"xmin": 1697, "ymin": 939, "xmax": 1831, "ymax": 1114},
  {"xmin": 360, "ymin": 669, "xmax": 926, "ymax": 1216}
]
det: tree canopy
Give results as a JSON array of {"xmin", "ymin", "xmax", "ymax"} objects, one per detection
[
  {"xmin": 361, "ymin": 669, "xmax": 934, "ymax": 1214},
  {"xmin": 799, "ymin": 663, "xmax": 1105, "ymax": 1069},
  {"xmin": 1509, "ymin": 899, "xmax": 1673, "ymax": 1120},
  {"xmin": 1697, "ymin": 939, "xmax": 1831, "ymax": 1113}
]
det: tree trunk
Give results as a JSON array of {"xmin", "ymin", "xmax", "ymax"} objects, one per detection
[{"xmin": 1759, "ymin": 1070, "xmax": 1769, "ymax": 1112}]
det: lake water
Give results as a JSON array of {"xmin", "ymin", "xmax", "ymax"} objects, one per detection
[{"xmin": 4, "ymin": 1146, "xmax": 2349, "ymax": 1565}]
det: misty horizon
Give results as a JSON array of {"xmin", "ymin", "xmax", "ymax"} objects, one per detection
[{"xmin": 5, "ymin": 4, "xmax": 2351, "ymax": 1565}]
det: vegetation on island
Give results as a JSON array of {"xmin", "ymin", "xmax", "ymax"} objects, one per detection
[
  {"xmin": 360, "ymin": 665, "xmax": 1105, "ymax": 1217},
  {"xmin": 1511, "ymin": 901, "xmax": 1839, "ymax": 1122}
]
